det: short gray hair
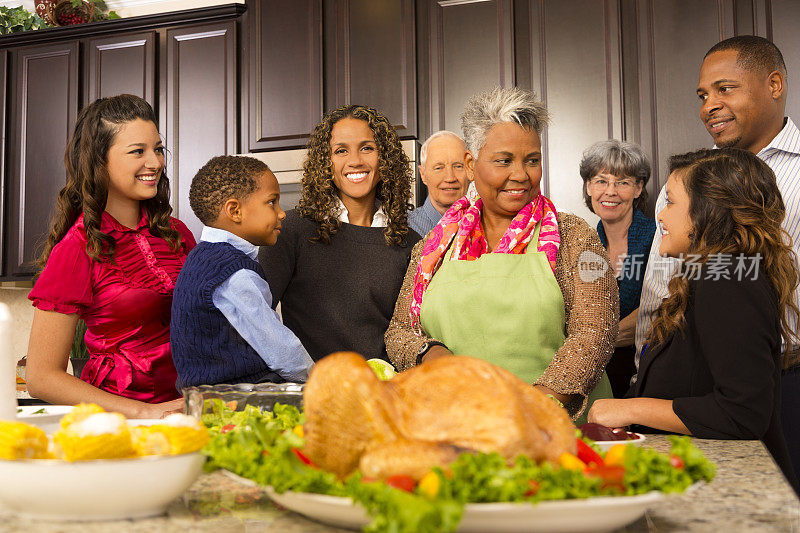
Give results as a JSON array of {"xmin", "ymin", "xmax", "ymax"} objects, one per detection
[
  {"xmin": 419, "ymin": 130, "xmax": 465, "ymax": 167},
  {"xmin": 579, "ymin": 139, "xmax": 651, "ymax": 213},
  {"xmin": 460, "ymin": 87, "xmax": 549, "ymax": 156}
]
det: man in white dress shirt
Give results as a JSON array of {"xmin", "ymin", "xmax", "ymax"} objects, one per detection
[{"xmin": 633, "ymin": 35, "xmax": 800, "ymax": 481}]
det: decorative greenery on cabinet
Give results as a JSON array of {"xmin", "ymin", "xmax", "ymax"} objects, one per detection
[{"xmin": 0, "ymin": 6, "xmax": 49, "ymax": 35}]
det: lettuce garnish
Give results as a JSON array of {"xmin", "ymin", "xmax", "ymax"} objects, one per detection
[{"xmin": 201, "ymin": 400, "xmax": 714, "ymax": 533}]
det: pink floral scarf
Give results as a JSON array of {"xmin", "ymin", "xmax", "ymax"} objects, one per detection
[{"xmin": 409, "ymin": 186, "xmax": 560, "ymax": 326}]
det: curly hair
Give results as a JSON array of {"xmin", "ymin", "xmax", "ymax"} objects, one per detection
[
  {"xmin": 37, "ymin": 94, "xmax": 181, "ymax": 270},
  {"xmin": 298, "ymin": 104, "xmax": 413, "ymax": 246},
  {"xmin": 647, "ymin": 148, "xmax": 800, "ymax": 367},
  {"xmin": 579, "ymin": 139, "xmax": 651, "ymax": 213},
  {"xmin": 190, "ymin": 156, "xmax": 269, "ymax": 225}
]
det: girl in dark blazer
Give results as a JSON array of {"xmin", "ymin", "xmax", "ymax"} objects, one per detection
[{"xmin": 588, "ymin": 148, "xmax": 799, "ymax": 492}]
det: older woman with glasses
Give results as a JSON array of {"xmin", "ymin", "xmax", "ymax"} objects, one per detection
[
  {"xmin": 385, "ymin": 87, "xmax": 618, "ymax": 419},
  {"xmin": 579, "ymin": 140, "xmax": 656, "ymax": 397}
]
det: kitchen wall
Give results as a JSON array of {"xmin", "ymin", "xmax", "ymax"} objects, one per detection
[{"xmin": 2, "ymin": 0, "xmax": 798, "ymax": 359}]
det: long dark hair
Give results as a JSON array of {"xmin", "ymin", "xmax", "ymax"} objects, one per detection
[
  {"xmin": 38, "ymin": 94, "xmax": 181, "ymax": 269},
  {"xmin": 647, "ymin": 148, "xmax": 800, "ymax": 366},
  {"xmin": 299, "ymin": 104, "xmax": 413, "ymax": 246}
]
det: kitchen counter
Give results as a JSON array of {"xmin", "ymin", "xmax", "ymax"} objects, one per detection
[{"xmin": 1, "ymin": 435, "xmax": 798, "ymax": 532}]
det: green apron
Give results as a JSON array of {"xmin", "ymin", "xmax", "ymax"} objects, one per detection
[{"xmin": 420, "ymin": 223, "xmax": 611, "ymax": 422}]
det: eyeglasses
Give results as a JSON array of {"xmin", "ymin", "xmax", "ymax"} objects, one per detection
[{"xmin": 588, "ymin": 177, "xmax": 638, "ymax": 192}]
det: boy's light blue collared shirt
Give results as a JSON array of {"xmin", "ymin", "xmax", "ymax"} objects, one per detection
[{"xmin": 200, "ymin": 226, "xmax": 314, "ymax": 382}]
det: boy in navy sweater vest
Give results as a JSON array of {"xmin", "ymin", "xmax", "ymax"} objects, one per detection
[{"xmin": 171, "ymin": 156, "xmax": 313, "ymax": 389}]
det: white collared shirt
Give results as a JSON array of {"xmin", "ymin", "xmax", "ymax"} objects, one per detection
[{"xmin": 334, "ymin": 197, "xmax": 388, "ymax": 227}]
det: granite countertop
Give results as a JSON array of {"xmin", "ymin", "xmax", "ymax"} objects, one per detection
[{"xmin": 1, "ymin": 435, "xmax": 798, "ymax": 532}]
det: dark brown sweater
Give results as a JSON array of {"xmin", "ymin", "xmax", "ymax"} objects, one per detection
[{"xmin": 258, "ymin": 209, "xmax": 420, "ymax": 362}]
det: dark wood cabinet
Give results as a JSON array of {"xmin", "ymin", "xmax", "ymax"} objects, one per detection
[
  {"xmin": 324, "ymin": 0, "xmax": 417, "ymax": 138},
  {"xmin": 521, "ymin": 0, "xmax": 623, "ymax": 206},
  {"xmin": 0, "ymin": 5, "xmax": 244, "ymax": 280},
  {"xmin": 85, "ymin": 31, "xmax": 156, "ymax": 106},
  {"xmin": 624, "ymin": 0, "xmax": 735, "ymax": 201},
  {"xmin": 6, "ymin": 42, "xmax": 79, "ymax": 278},
  {"xmin": 770, "ymin": 0, "xmax": 800, "ymax": 121},
  {"xmin": 418, "ymin": 0, "xmax": 513, "ymax": 137},
  {"xmin": 243, "ymin": 0, "xmax": 417, "ymax": 148},
  {"xmin": 246, "ymin": 0, "xmax": 322, "ymax": 151},
  {"xmin": 0, "ymin": 51, "xmax": 6, "ymax": 275},
  {"xmin": 163, "ymin": 21, "xmax": 237, "ymax": 238}
]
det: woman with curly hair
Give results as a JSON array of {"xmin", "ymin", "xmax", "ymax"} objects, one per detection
[
  {"xmin": 26, "ymin": 94, "xmax": 196, "ymax": 418},
  {"xmin": 386, "ymin": 87, "xmax": 618, "ymax": 420},
  {"xmin": 589, "ymin": 148, "xmax": 799, "ymax": 491},
  {"xmin": 258, "ymin": 104, "xmax": 420, "ymax": 361}
]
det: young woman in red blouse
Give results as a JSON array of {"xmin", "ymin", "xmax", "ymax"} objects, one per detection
[{"xmin": 26, "ymin": 94, "xmax": 195, "ymax": 418}]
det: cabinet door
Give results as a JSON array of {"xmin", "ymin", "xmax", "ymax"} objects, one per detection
[
  {"xmin": 0, "ymin": 50, "xmax": 6, "ymax": 276},
  {"xmin": 6, "ymin": 42, "xmax": 79, "ymax": 278},
  {"xmin": 626, "ymin": 0, "xmax": 735, "ymax": 200},
  {"xmin": 519, "ymin": 0, "xmax": 623, "ymax": 220},
  {"xmin": 419, "ymin": 0, "xmax": 514, "ymax": 137},
  {"xmin": 324, "ymin": 0, "xmax": 417, "ymax": 138},
  {"xmin": 85, "ymin": 31, "xmax": 156, "ymax": 106},
  {"xmin": 769, "ymin": 0, "xmax": 800, "ymax": 121},
  {"xmin": 163, "ymin": 21, "xmax": 237, "ymax": 240},
  {"xmin": 247, "ymin": 0, "xmax": 322, "ymax": 151}
]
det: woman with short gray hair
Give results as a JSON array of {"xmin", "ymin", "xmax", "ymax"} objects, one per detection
[
  {"xmin": 579, "ymin": 139, "xmax": 656, "ymax": 397},
  {"xmin": 386, "ymin": 87, "xmax": 618, "ymax": 419}
]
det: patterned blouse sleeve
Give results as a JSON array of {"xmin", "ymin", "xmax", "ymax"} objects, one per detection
[
  {"xmin": 535, "ymin": 213, "xmax": 619, "ymax": 418},
  {"xmin": 385, "ymin": 238, "xmax": 438, "ymax": 371},
  {"xmin": 28, "ymin": 229, "xmax": 93, "ymax": 315}
]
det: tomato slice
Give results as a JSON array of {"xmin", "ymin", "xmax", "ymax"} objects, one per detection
[
  {"xmin": 575, "ymin": 438, "xmax": 604, "ymax": 466},
  {"xmin": 524, "ymin": 479, "xmax": 540, "ymax": 496},
  {"xmin": 669, "ymin": 454, "xmax": 685, "ymax": 470},
  {"xmin": 385, "ymin": 474, "xmax": 416, "ymax": 493},
  {"xmin": 220, "ymin": 424, "xmax": 236, "ymax": 434}
]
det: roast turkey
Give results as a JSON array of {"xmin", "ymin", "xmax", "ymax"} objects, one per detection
[{"xmin": 302, "ymin": 352, "xmax": 576, "ymax": 480}]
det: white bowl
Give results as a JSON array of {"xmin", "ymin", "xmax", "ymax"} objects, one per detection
[
  {"xmin": 0, "ymin": 452, "xmax": 205, "ymax": 520},
  {"xmin": 593, "ymin": 433, "xmax": 647, "ymax": 451},
  {"xmin": 15, "ymin": 405, "xmax": 74, "ymax": 434}
]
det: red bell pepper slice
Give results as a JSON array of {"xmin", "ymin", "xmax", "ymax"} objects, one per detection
[
  {"xmin": 575, "ymin": 438, "xmax": 604, "ymax": 466},
  {"xmin": 291, "ymin": 448, "xmax": 316, "ymax": 467}
]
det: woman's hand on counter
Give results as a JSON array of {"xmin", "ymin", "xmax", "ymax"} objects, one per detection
[
  {"xmin": 588, "ymin": 398, "xmax": 634, "ymax": 428},
  {"xmin": 588, "ymin": 397, "xmax": 691, "ymax": 435},
  {"xmin": 136, "ymin": 398, "xmax": 185, "ymax": 419}
]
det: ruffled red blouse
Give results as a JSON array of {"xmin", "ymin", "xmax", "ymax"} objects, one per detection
[{"xmin": 28, "ymin": 211, "xmax": 196, "ymax": 403}]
